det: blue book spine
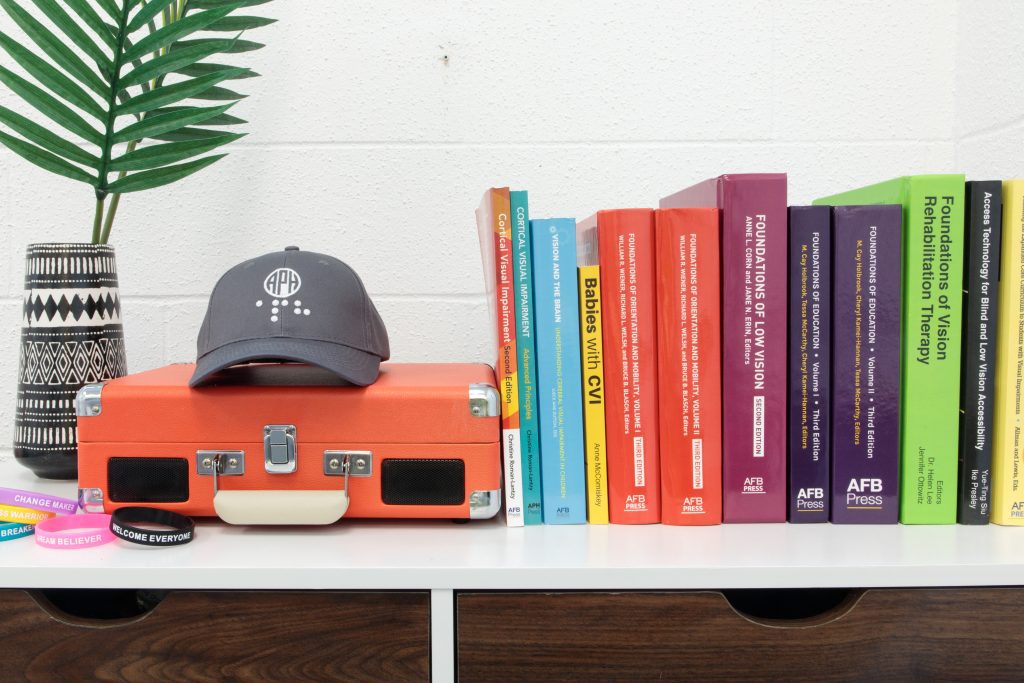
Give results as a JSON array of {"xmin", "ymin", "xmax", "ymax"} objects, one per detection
[
  {"xmin": 511, "ymin": 191, "xmax": 543, "ymax": 524},
  {"xmin": 530, "ymin": 218, "xmax": 587, "ymax": 524}
]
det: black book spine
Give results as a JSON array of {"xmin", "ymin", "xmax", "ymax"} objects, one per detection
[{"xmin": 958, "ymin": 180, "xmax": 1003, "ymax": 524}]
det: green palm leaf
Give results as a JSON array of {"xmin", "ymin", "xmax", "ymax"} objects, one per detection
[
  {"xmin": 191, "ymin": 0, "xmax": 272, "ymax": 7},
  {"xmin": 0, "ymin": 65, "xmax": 103, "ymax": 145},
  {"xmin": 125, "ymin": 0, "xmax": 177, "ymax": 33},
  {"xmin": 123, "ymin": 5, "xmax": 242, "ymax": 61},
  {"xmin": 191, "ymin": 84, "xmax": 247, "ymax": 101},
  {"xmin": 117, "ymin": 68, "xmax": 249, "ymax": 115},
  {"xmin": 174, "ymin": 37, "xmax": 264, "ymax": 53},
  {"xmin": 30, "ymin": 0, "xmax": 111, "ymax": 68},
  {"xmin": 61, "ymin": 0, "xmax": 118, "ymax": 50},
  {"xmin": 93, "ymin": 0, "xmax": 122, "ymax": 22},
  {"xmin": 154, "ymin": 110, "xmax": 248, "ymax": 127},
  {"xmin": 120, "ymin": 38, "xmax": 237, "ymax": 88},
  {"xmin": 112, "ymin": 103, "xmax": 237, "ymax": 144},
  {"xmin": 109, "ymin": 132, "xmax": 243, "ymax": 172},
  {"xmin": 203, "ymin": 113, "xmax": 247, "ymax": 126},
  {"xmin": 175, "ymin": 62, "xmax": 259, "ymax": 79},
  {"xmin": 0, "ymin": 105, "xmax": 99, "ymax": 165},
  {"xmin": 0, "ymin": 0, "xmax": 273, "ymax": 243},
  {"xmin": 0, "ymin": 0, "xmax": 108, "ymax": 97},
  {"xmin": 206, "ymin": 16, "xmax": 277, "ymax": 31},
  {"xmin": 151, "ymin": 126, "xmax": 229, "ymax": 142},
  {"xmin": 0, "ymin": 130, "xmax": 94, "ymax": 184},
  {"xmin": 107, "ymin": 154, "xmax": 227, "ymax": 194},
  {"xmin": 0, "ymin": 30, "xmax": 105, "ymax": 119}
]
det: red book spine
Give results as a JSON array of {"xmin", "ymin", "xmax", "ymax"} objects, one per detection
[
  {"xmin": 661, "ymin": 174, "xmax": 788, "ymax": 522},
  {"xmin": 656, "ymin": 208, "xmax": 722, "ymax": 525},
  {"xmin": 595, "ymin": 209, "xmax": 660, "ymax": 523}
]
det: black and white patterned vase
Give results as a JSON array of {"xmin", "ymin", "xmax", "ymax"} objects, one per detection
[{"xmin": 14, "ymin": 243, "xmax": 127, "ymax": 479}]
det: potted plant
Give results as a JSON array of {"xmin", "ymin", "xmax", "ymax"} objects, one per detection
[{"xmin": 1, "ymin": 0, "xmax": 274, "ymax": 478}]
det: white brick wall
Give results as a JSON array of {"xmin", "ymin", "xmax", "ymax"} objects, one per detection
[
  {"xmin": 0, "ymin": 0, "xmax": 1017, "ymax": 463},
  {"xmin": 955, "ymin": 0, "xmax": 1024, "ymax": 174}
]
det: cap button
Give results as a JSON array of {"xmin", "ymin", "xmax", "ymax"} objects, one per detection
[{"xmin": 284, "ymin": 246, "xmax": 300, "ymax": 251}]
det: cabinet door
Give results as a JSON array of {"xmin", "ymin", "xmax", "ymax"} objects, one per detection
[
  {"xmin": 458, "ymin": 589, "xmax": 1024, "ymax": 682},
  {"xmin": 0, "ymin": 590, "xmax": 428, "ymax": 682}
]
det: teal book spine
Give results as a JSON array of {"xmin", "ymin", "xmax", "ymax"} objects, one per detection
[
  {"xmin": 511, "ymin": 191, "xmax": 543, "ymax": 524},
  {"xmin": 531, "ymin": 218, "xmax": 587, "ymax": 524}
]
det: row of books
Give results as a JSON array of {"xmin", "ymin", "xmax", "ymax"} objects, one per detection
[{"xmin": 476, "ymin": 175, "xmax": 1024, "ymax": 526}]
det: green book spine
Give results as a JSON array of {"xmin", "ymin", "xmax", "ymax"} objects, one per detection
[{"xmin": 816, "ymin": 174, "xmax": 966, "ymax": 523}]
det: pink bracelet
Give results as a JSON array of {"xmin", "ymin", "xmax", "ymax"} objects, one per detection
[
  {"xmin": 34, "ymin": 513, "xmax": 115, "ymax": 549},
  {"xmin": 0, "ymin": 487, "xmax": 78, "ymax": 516}
]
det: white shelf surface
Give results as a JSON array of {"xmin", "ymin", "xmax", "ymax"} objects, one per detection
[{"xmin": 1, "ymin": 460, "xmax": 1023, "ymax": 590}]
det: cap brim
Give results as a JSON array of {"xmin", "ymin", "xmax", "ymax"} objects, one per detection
[{"xmin": 189, "ymin": 337, "xmax": 381, "ymax": 387}]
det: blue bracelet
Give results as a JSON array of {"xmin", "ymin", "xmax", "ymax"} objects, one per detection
[{"xmin": 0, "ymin": 522, "xmax": 34, "ymax": 542}]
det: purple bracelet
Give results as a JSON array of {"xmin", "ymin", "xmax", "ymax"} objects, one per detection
[{"xmin": 0, "ymin": 487, "xmax": 78, "ymax": 516}]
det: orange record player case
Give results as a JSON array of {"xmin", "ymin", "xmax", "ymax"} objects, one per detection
[{"xmin": 76, "ymin": 363, "xmax": 502, "ymax": 524}]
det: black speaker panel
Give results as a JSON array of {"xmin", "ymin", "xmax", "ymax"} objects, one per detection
[
  {"xmin": 381, "ymin": 458, "xmax": 465, "ymax": 505},
  {"xmin": 108, "ymin": 457, "xmax": 189, "ymax": 503}
]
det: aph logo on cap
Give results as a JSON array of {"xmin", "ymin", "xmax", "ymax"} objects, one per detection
[
  {"xmin": 264, "ymin": 268, "xmax": 302, "ymax": 298},
  {"xmin": 257, "ymin": 267, "xmax": 311, "ymax": 322}
]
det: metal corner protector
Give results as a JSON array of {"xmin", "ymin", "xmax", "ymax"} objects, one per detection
[
  {"xmin": 75, "ymin": 383, "xmax": 105, "ymax": 417},
  {"xmin": 469, "ymin": 489, "xmax": 502, "ymax": 519},
  {"xmin": 468, "ymin": 383, "xmax": 500, "ymax": 418}
]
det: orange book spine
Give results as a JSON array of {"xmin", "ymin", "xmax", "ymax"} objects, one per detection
[
  {"xmin": 656, "ymin": 208, "xmax": 722, "ymax": 525},
  {"xmin": 493, "ymin": 189, "xmax": 523, "ymax": 525},
  {"xmin": 477, "ymin": 187, "xmax": 523, "ymax": 525},
  {"xmin": 595, "ymin": 209, "xmax": 661, "ymax": 523}
]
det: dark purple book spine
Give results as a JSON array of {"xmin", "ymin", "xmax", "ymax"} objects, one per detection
[
  {"xmin": 788, "ymin": 206, "xmax": 831, "ymax": 522},
  {"xmin": 830, "ymin": 205, "xmax": 902, "ymax": 523}
]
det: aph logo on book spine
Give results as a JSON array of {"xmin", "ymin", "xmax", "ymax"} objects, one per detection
[{"xmin": 256, "ymin": 268, "xmax": 311, "ymax": 322}]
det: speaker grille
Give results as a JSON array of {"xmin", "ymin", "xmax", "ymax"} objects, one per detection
[
  {"xmin": 108, "ymin": 457, "xmax": 189, "ymax": 503},
  {"xmin": 381, "ymin": 458, "xmax": 465, "ymax": 505}
]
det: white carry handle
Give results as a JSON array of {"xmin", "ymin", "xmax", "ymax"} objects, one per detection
[
  {"xmin": 210, "ymin": 452, "xmax": 351, "ymax": 525},
  {"xmin": 213, "ymin": 489, "xmax": 350, "ymax": 525}
]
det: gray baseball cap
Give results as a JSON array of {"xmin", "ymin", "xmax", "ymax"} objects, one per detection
[{"xmin": 190, "ymin": 246, "xmax": 390, "ymax": 387}]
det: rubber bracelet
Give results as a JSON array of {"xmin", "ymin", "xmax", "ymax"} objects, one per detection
[
  {"xmin": 0, "ymin": 503, "xmax": 55, "ymax": 525},
  {"xmin": 110, "ymin": 507, "xmax": 195, "ymax": 547},
  {"xmin": 35, "ymin": 513, "xmax": 115, "ymax": 549},
  {"xmin": 0, "ymin": 487, "xmax": 78, "ymax": 515},
  {"xmin": 0, "ymin": 522, "xmax": 34, "ymax": 542}
]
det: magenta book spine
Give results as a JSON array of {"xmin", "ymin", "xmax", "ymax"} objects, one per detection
[{"xmin": 722, "ymin": 175, "xmax": 788, "ymax": 522}]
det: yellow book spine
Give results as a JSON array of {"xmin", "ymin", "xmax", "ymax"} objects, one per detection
[
  {"xmin": 992, "ymin": 179, "xmax": 1024, "ymax": 525},
  {"xmin": 579, "ymin": 266, "xmax": 609, "ymax": 524}
]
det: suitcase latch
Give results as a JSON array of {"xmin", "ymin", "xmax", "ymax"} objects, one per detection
[
  {"xmin": 197, "ymin": 451, "xmax": 245, "ymax": 477},
  {"xmin": 264, "ymin": 425, "xmax": 297, "ymax": 474},
  {"xmin": 324, "ymin": 451, "xmax": 372, "ymax": 477}
]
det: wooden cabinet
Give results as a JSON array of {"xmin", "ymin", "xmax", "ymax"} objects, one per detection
[
  {"xmin": 0, "ymin": 590, "xmax": 429, "ymax": 682},
  {"xmin": 458, "ymin": 589, "xmax": 1024, "ymax": 682},
  {"xmin": 5, "ymin": 586, "xmax": 1024, "ymax": 680},
  {"xmin": 7, "ymin": 465, "xmax": 1024, "ymax": 680}
]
